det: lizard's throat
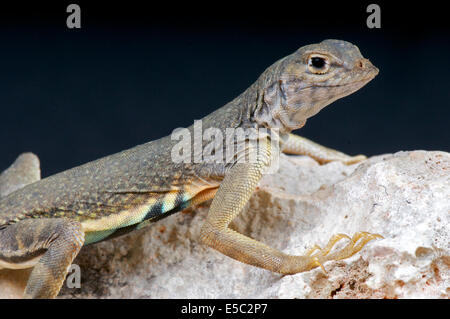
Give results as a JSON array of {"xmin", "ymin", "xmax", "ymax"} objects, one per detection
[
  {"xmin": 250, "ymin": 87, "xmax": 311, "ymax": 134},
  {"xmin": 254, "ymin": 76, "xmax": 376, "ymax": 133}
]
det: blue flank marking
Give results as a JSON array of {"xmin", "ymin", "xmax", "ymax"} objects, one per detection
[
  {"xmin": 84, "ymin": 229, "xmax": 117, "ymax": 245},
  {"xmin": 84, "ymin": 191, "xmax": 193, "ymax": 245}
]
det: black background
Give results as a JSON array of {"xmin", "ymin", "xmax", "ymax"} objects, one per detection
[{"xmin": 0, "ymin": 1, "xmax": 448, "ymax": 177}]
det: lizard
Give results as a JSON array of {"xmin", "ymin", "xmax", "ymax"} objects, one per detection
[{"xmin": 0, "ymin": 39, "xmax": 380, "ymax": 298}]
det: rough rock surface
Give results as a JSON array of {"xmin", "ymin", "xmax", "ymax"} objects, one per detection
[{"xmin": 0, "ymin": 151, "xmax": 449, "ymax": 298}]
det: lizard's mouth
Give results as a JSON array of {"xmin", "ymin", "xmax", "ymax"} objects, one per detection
[
  {"xmin": 312, "ymin": 69, "xmax": 379, "ymax": 90},
  {"xmin": 289, "ymin": 72, "xmax": 378, "ymax": 122},
  {"xmin": 300, "ymin": 75, "xmax": 376, "ymax": 102},
  {"xmin": 312, "ymin": 71, "xmax": 378, "ymax": 100},
  {"xmin": 329, "ymin": 76, "xmax": 376, "ymax": 93}
]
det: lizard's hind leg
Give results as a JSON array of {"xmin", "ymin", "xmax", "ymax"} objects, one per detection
[{"xmin": 0, "ymin": 218, "xmax": 84, "ymax": 298}]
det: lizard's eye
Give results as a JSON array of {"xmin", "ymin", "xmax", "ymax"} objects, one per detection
[{"xmin": 307, "ymin": 54, "xmax": 330, "ymax": 74}]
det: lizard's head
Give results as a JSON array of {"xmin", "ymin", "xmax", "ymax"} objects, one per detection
[{"xmin": 253, "ymin": 39, "xmax": 379, "ymax": 132}]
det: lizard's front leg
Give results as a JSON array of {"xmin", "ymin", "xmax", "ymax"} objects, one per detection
[
  {"xmin": 0, "ymin": 218, "xmax": 84, "ymax": 298},
  {"xmin": 282, "ymin": 133, "xmax": 366, "ymax": 165},
  {"xmin": 200, "ymin": 140, "xmax": 379, "ymax": 274}
]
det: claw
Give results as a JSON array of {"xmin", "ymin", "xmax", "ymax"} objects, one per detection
[
  {"xmin": 349, "ymin": 232, "xmax": 383, "ymax": 253},
  {"xmin": 303, "ymin": 232, "xmax": 383, "ymax": 273},
  {"xmin": 306, "ymin": 244, "xmax": 322, "ymax": 256},
  {"xmin": 345, "ymin": 154, "xmax": 367, "ymax": 165},
  {"xmin": 351, "ymin": 231, "xmax": 382, "ymax": 243},
  {"xmin": 312, "ymin": 256, "xmax": 327, "ymax": 273},
  {"xmin": 320, "ymin": 233, "xmax": 351, "ymax": 256},
  {"xmin": 315, "ymin": 231, "xmax": 384, "ymax": 263}
]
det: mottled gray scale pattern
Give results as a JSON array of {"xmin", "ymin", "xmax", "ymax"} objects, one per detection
[{"xmin": 0, "ymin": 99, "xmax": 245, "ymax": 227}]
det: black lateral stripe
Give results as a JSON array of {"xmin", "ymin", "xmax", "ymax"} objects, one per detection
[
  {"xmin": 143, "ymin": 198, "xmax": 164, "ymax": 221},
  {"xmin": 98, "ymin": 191, "xmax": 192, "ymax": 242},
  {"xmin": 149, "ymin": 191, "xmax": 190, "ymax": 223},
  {"xmin": 99, "ymin": 226, "xmax": 135, "ymax": 243},
  {"xmin": 175, "ymin": 191, "xmax": 187, "ymax": 209}
]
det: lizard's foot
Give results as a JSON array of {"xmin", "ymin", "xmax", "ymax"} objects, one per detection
[
  {"xmin": 321, "ymin": 154, "xmax": 367, "ymax": 165},
  {"xmin": 340, "ymin": 154, "xmax": 367, "ymax": 165},
  {"xmin": 282, "ymin": 134, "xmax": 368, "ymax": 166},
  {"xmin": 305, "ymin": 231, "xmax": 383, "ymax": 272},
  {"xmin": 280, "ymin": 231, "xmax": 382, "ymax": 274}
]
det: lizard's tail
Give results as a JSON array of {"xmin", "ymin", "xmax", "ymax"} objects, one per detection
[{"xmin": 0, "ymin": 153, "xmax": 41, "ymax": 198}]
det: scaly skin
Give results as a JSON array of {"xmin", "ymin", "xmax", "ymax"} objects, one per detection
[{"xmin": 0, "ymin": 39, "xmax": 379, "ymax": 298}]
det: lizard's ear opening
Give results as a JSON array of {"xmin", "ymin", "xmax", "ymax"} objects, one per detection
[{"xmin": 307, "ymin": 54, "xmax": 330, "ymax": 74}]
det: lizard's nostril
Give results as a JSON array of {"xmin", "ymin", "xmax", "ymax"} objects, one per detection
[{"xmin": 357, "ymin": 58, "xmax": 372, "ymax": 70}]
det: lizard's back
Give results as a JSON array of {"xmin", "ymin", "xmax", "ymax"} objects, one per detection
[{"xmin": 0, "ymin": 101, "xmax": 244, "ymax": 242}]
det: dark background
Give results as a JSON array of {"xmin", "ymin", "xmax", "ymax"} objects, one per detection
[{"xmin": 0, "ymin": 1, "xmax": 449, "ymax": 177}]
